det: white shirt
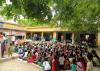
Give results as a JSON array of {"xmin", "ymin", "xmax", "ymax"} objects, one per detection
[
  {"xmin": 59, "ymin": 56, "xmax": 65, "ymax": 65},
  {"xmin": 43, "ymin": 61, "xmax": 51, "ymax": 70},
  {"xmin": 23, "ymin": 52, "xmax": 28, "ymax": 58},
  {"xmin": 86, "ymin": 61, "xmax": 93, "ymax": 71}
]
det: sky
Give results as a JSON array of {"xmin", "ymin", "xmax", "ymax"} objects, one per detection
[{"xmin": 6, "ymin": 0, "xmax": 12, "ymax": 5}]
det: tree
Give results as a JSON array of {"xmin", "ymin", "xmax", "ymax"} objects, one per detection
[
  {"xmin": 0, "ymin": 0, "xmax": 52, "ymax": 21},
  {"xmin": 0, "ymin": 0, "xmax": 99, "ymax": 31},
  {"xmin": 0, "ymin": 0, "xmax": 5, "ymax": 6},
  {"xmin": 53, "ymin": 0, "xmax": 99, "ymax": 31}
]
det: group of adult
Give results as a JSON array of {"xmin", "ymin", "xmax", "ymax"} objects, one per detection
[{"xmin": 14, "ymin": 41, "xmax": 100, "ymax": 71}]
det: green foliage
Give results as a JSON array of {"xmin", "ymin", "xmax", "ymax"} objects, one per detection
[
  {"xmin": 0, "ymin": 0, "xmax": 99, "ymax": 32},
  {"xmin": 0, "ymin": 0, "xmax": 5, "ymax": 6},
  {"xmin": 0, "ymin": 5, "xmax": 13, "ymax": 19},
  {"xmin": 0, "ymin": 0, "xmax": 52, "ymax": 21},
  {"xmin": 53, "ymin": 0, "xmax": 99, "ymax": 31},
  {"xmin": 18, "ymin": 19, "xmax": 55, "ymax": 27},
  {"xmin": 0, "ymin": 0, "xmax": 23, "ymax": 19},
  {"xmin": 22, "ymin": 0, "xmax": 52, "ymax": 21}
]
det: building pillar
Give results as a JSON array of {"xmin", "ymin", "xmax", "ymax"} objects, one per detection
[
  {"xmin": 72, "ymin": 32, "xmax": 77, "ymax": 44},
  {"xmin": 72, "ymin": 33, "xmax": 74, "ymax": 44},
  {"xmin": 31, "ymin": 32, "xmax": 33, "ymax": 39},
  {"xmin": 52, "ymin": 32, "xmax": 57, "ymax": 42},
  {"xmin": 41, "ymin": 32, "xmax": 44, "ymax": 41},
  {"xmin": 53, "ymin": 32, "xmax": 57, "ymax": 39},
  {"xmin": 24, "ymin": 32, "xmax": 26, "ymax": 40}
]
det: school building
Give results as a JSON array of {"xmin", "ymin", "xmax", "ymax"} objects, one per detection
[{"xmin": 0, "ymin": 22, "xmax": 99, "ymax": 47}]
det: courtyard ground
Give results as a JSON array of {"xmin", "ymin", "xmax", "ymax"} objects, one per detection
[{"xmin": 0, "ymin": 59, "xmax": 42, "ymax": 71}]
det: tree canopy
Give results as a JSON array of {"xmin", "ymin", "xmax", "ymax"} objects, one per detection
[
  {"xmin": 53, "ymin": 0, "xmax": 99, "ymax": 31},
  {"xmin": 0, "ymin": 0, "xmax": 52, "ymax": 21},
  {"xmin": 0, "ymin": 0, "xmax": 99, "ymax": 32}
]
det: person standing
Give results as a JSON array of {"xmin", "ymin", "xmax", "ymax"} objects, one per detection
[
  {"xmin": 0, "ymin": 32, "xmax": 6, "ymax": 58},
  {"xmin": 8, "ymin": 43, "xmax": 13, "ymax": 57},
  {"xmin": 1, "ymin": 40, "xmax": 6, "ymax": 58},
  {"xmin": 0, "ymin": 32, "xmax": 3, "ymax": 58}
]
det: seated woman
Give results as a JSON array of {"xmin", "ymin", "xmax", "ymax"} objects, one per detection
[
  {"xmin": 14, "ymin": 44, "xmax": 19, "ymax": 53},
  {"xmin": 86, "ymin": 53, "xmax": 93, "ymax": 71},
  {"xmin": 64, "ymin": 56, "xmax": 71, "ymax": 70},
  {"xmin": 18, "ymin": 46, "xmax": 25, "ymax": 59},
  {"xmin": 51, "ymin": 55, "xmax": 59, "ymax": 71},
  {"xmin": 43, "ymin": 58, "xmax": 51, "ymax": 71},
  {"xmin": 91, "ymin": 50, "xmax": 100, "ymax": 67},
  {"xmin": 71, "ymin": 58, "xmax": 77, "ymax": 71},
  {"xmin": 22, "ymin": 51, "xmax": 28, "ymax": 60},
  {"xmin": 92, "ymin": 56, "xmax": 100, "ymax": 67},
  {"xmin": 77, "ymin": 58, "xmax": 84, "ymax": 71},
  {"xmin": 27, "ymin": 51, "xmax": 36, "ymax": 63}
]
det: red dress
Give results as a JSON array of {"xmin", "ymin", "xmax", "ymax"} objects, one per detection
[
  {"xmin": 27, "ymin": 54, "xmax": 36, "ymax": 63},
  {"xmin": 51, "ymin": 59, "xmax": 59, "ymax": 71}
]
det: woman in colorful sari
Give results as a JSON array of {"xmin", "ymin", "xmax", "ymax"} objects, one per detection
[{"xmin": 51, "ymin": 55, "xmax": 59, "ymax": 71}]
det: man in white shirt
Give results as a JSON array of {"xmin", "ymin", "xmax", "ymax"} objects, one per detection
[{"xmin": 59, "ymin": 54, "xmax": 65, "ymax": 70}]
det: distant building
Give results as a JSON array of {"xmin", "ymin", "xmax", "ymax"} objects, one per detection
[{"xmin": 0, "ymin": 22, "xmax": 99, "ymax": 48}]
